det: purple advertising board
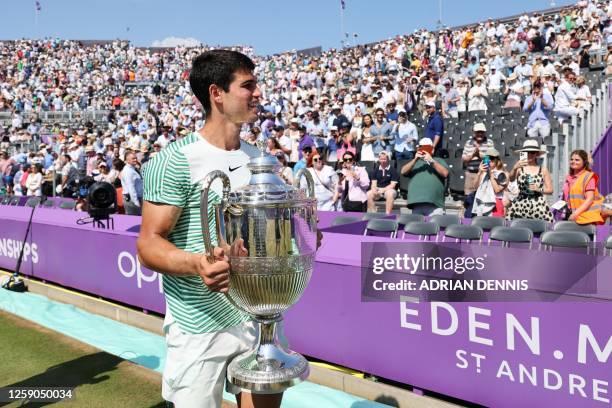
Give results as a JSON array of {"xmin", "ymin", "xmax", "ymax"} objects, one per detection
[{"xmin": 0, "ymin": 206, "xmax": 611, "ymax": 407}]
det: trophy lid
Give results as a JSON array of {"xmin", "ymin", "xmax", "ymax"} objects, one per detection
[{"xmin": 228, "ymin": 142, "xmax": 312, "ymax": 205}]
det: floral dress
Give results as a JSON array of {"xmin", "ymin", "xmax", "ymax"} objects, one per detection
[{"xmin": 506, "ymin": 167, "xmax": 553, "ymax": 222}]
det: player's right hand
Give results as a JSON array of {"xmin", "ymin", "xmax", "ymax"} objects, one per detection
[{"xmin": 198, "ymin": 247, "xmax": 230, "ymax": 293}]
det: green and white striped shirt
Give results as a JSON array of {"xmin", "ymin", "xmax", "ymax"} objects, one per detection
[{"xmin": 143, "ymin": 132, "xmax": 259, "ymax": 333}]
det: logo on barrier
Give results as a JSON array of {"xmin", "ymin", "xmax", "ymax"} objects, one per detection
[
  {"xmin": 117, "ymin": 251, "xmax": 162, "ymax": 294},
  {"xmin": 0, "ymin": 238, "xmax": 39, "ymax": 264}
]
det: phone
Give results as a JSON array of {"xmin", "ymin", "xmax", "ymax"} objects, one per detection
[
  {"xmin": 519, "ymin": 152, "xmax": 528, "ymax": 162},
  {"xmin": 483, "ymin": 155, "xmax": 490, "ymax": 167}
]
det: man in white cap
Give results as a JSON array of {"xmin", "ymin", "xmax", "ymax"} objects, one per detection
[{"xmin": 400, "ymin": 137, "xmax": 449, "ymax": 216}]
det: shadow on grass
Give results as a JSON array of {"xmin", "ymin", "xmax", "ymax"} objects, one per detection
[{"xmin": 0, "ymin": 351, "xmax": 122, "ymax": 407}]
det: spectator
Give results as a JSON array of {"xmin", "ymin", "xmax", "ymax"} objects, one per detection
[
  {"xmin": 306, "ymin": 151, "xmax": 339, "ymax": 211},
  {"xmin": 326, "ymin": 126, "xmax": 341, "ymax": 163},
  {"xmin": 26, "ymin": 163, "xmax": 43, "ymax": 196},
  {"xmin": 461, "ymin": 123, "xmax": 495, "ymax": 196},
  {"xmin": 574, "ymin": 76, "xmax": 592, "ymax": 111},
  {"xmin": 554, "ymin": 67, "xmax": 580, "ymax": 120},
  {"xmin": 367, "ymin": 108, "xmax": 393, "ymax": 156},
  {"xmin": 506, "ymin": 140, "xmax": 553, "ymax": 222},
  {"xmin": 275, "ymin": 151, "xmax": 294, "ymax": 185},
  {"xmin": 514, "ymin": 55, "xmax": 533, "ymax": 93},
  {"xmin": 523, "ymin": 81, "xmax": 554, "ymax": 138},
  {"xmin": 400, "ymin": 138, "xmax": 449, "ymax": 216},
  {"xmin": 423, "ymin": 101, "xmax": 444, "ymax": 156},
  {"xmin": 471, "ymin": 147, "xmax": 508, "ymax": 217},
  {"xmin": 336, "ymin": 122, "xmax": 358, "ymax": 161},
  {"xmin": 337, "ymin": 150, "xmax": 370, "ymax": 212},
  {"xmin": 392, "ymin": 110, "xmax": 418, "ymax": 160},
  {"xmin": 293, "ymin": 145, "xmax": 313, "ymax": 176},
  {"xmin": 505, "ymin": 73, "xmax": 525, "ymax": 110},
  {"xmin": 487, "ymin": 66, "xmax": 506, "ymax": 93},
  {"xmin": 468, "ymin": 76, "xmax": 489, "ymax": 112},
  {"xmin": 366, "ymin": 151, "xmax": 399, "ymax": 214},
  {"xmin": 121, "ymin": 152, "xmax": 143, "ymax": 216},
  {"xmin": 562, "ymin": 149, "xmax": 604, "ymax": 225},
  {"xmin": 441, "ymin": 79, "xmax": 460, "ymax": 118}
]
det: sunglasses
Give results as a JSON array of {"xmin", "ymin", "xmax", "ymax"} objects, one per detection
[
  {"xmin": 343, "ymin": 157, "xmax": 354, "ymax": 162},
  {"xmin": 312, "ymin": 157, "xmax": 321, "ymax": 162}
]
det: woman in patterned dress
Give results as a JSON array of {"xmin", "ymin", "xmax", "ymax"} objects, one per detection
[{"xmin": 506, "ymin": 140, "xmax": 553, "ymax": 222}]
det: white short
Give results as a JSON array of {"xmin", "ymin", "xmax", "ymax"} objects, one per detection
[
  {"xmin": 162, "ymin": 316, "xmax": 256, "ymax": 408},
  {"xmin": 162, "ymin": 313, "xmax": 288, "ymax": 408}
]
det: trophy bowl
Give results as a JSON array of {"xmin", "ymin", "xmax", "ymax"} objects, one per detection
[{"xmin": 200, "ymin": 152, "xmax": 317, "ymax": 394}]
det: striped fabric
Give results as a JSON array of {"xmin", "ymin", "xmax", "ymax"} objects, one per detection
[{"xmin": 143, "ymin": 133, "xmax": 249, "ymax": 333}]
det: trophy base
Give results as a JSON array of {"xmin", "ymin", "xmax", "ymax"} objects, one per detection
[{"xmin": 227, "ymin": 318, "xmax": 309, "ymax": 394}]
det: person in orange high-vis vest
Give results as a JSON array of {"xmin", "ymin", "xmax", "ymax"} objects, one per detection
[{"xmin": 563, "ymin": 150, "xmax": 604, "ymax": 225}]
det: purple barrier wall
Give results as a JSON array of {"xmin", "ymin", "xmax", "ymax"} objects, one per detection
[
  {"xmin": 1, "ymin": 207, "xmax": 611, "ymax": 407},
  {"xmin": 592, "ymin": 124, "xmax": 611, "ymax": 195}
]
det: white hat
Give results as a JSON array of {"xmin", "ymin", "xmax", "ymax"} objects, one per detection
[
  {"xmin": 473, "ymin": 123, "xmax": 487, "ymax": 132},
  {"xmin": 330, "ymin": 125, "xmax": 338, "ymax": 131},
  {"xmin": 516, "ymin": 139, "xmax": 542, "ymax": 153},
  {"xmin": 425, "ymin": 101, "xmax": 436, "ymax": 108},
  {"xmin": 331, "ymin": 104, "xmax": 341, "ymax": 110},
  {"xmin": 418, "ymin": 137, "xmax": 434, "ymax": 146},
  {"xmin": 290, "ymin": 118, "xmax": 299, "ymax": 124}
]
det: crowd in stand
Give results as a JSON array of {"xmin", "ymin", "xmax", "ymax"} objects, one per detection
[{"xmin": 1, "ymin": 0, "xmax": 611, "ymax": 224}]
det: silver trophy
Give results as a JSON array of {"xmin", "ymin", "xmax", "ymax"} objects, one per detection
[{"xmin": 200, "ymin": 147, "xmax": 317, "ymax": 394}]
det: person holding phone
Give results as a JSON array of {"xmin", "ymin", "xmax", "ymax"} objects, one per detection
[
  {"xmin": 506, "ymin": 139, "xmax": 553, "ymax": 222},
  {"xmin": 472, "ymin": 148, "xmax": 508, "ymax": 217},
  {"xmin": 400, "ymin": 138, "xmax": 449, "ymax": 216},
  {"xmin": 337, "ymin": 150, "xmax": 370, "ymax": 212}
]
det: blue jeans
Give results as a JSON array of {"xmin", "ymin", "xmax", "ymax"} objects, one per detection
[{"xmin": 394, "ymin": 150, "xmax": 415, "ymax": 161}]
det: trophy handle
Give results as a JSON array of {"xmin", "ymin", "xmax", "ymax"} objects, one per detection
[
  {"xmin": 200, "ymin": 170, "xmax": 231, "ymax": 263},
  {"xmin": 293, "ymin": 168, "xmax": 315, "ymax": 199}
]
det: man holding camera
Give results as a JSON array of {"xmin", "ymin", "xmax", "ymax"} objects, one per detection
[
  {"xmin": 462, "ymin": 123, "xmax": 495, "ymax": 196},
  {"xmin": 400, "ymin": 138, "xmax": 449, "ymax": 216}
]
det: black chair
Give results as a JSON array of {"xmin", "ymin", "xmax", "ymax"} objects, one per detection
[
  {"xmin": 402, "ymin": 221, "xmax": 439, "ymax": 241},
  {"xmin": 397, "ymin": 213, "xmax": 425, "ymax": 225},
  {"xmin": 605, "ymin": 235, "xmax": 612, "ymax": 256},
  {"xmin": 0, "ymin": 196, "xmax": 10, "ymax": 205},
  {"xmin": 59, "ymin": 200, "xmax": 77, "ymax": 210},
  {"xmin": 42, "ymin": 199, "xmax": 56, "ymax": 208},
  {"xmin": 25, "ymin": 197, "xmax": 42, "ymax": 208},
  {"xmin": 430, "ymin": 214, "xmax": 461, "ymax": 230},
  {"xmin": 488, "ymin": 226, "xmax": 533, "ymax": 248},
  {"xmin": 443, "ymin": 224, "xmax": 483, "ymax": 243},
  {"xmin": 9, "ymin": 196, "xmax": 20, "ymax": 206},
  {"xmin": 552, "ymin": 221, "xmax": 597, "ymax": 241},
  {"xmin": 331, "ymin": 216, "xmax": 360, "ymax": 226},
  {"xmin": 363, "ymin": 219, "xmax": 398, "ymax": 238},
  {"xmin": 362, "ymin": 212, "xmax": 389, "ymax": 221},
  {"xmin": 540, "ymin": 231, "xmax": 591, "ymax": 253},
  {"xmin": 471, "ymin": 216, "xmax": 505, "ymax": 231},
  {"xmin": 509, "ymin": 218, "xmax": 549, "ymax": 236}
]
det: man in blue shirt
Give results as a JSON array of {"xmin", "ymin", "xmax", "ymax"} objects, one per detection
[
  {"xmin": 368, "ymin": 108, "xmax": 393, "ymax": 155},
  {"xmin": 424, "ymin": 101, "xmax": 444, "ymax": 157},
  {"xmin": 523, "ymin": 82, "xmax": 554, "ymax": 138}
]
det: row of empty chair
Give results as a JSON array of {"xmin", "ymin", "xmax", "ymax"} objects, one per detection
[
  {"xmin": 332, "ymin": 213, "xmax": 609, "ymax": 253},
  {"xmin": 0, "ymin": 195, "xmax": 76, "ymax": 210}
]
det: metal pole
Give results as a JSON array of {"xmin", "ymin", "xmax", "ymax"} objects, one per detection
[
  {"xmin": 562, "ymin": 122, "xmax": 570, "ymax": 175},
  {"xmin": 52, "ymin": 168, "xmax": 56, "ymax": 197},
  {"xmin": 551, "ymin": 132, "xmax": 560, "ymax": 199}
]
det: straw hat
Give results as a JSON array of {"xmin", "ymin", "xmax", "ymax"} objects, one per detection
[{"xmin": 515, "ymin": 139, "xmax": 543, "ymax": 153}]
